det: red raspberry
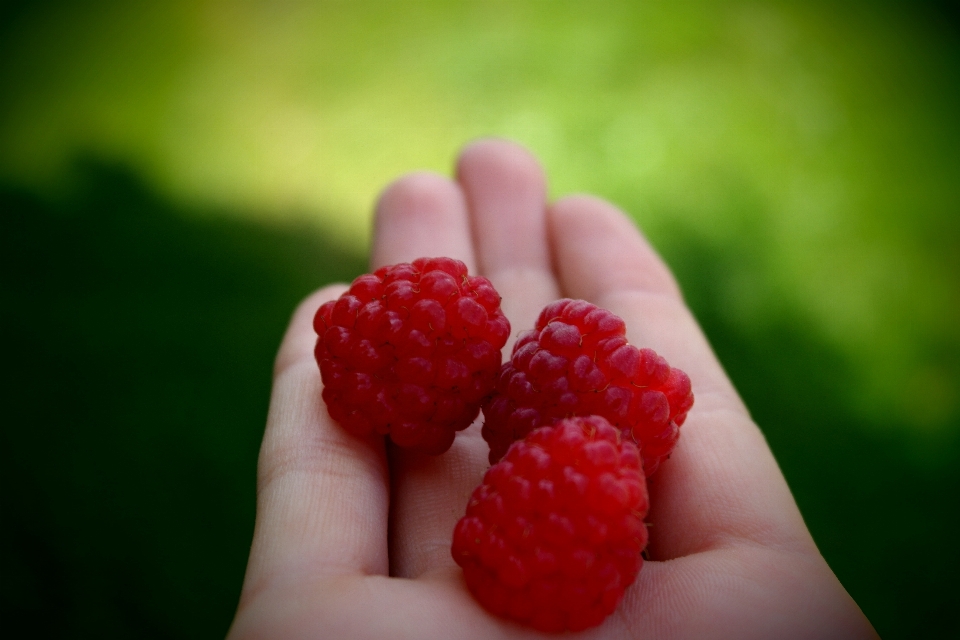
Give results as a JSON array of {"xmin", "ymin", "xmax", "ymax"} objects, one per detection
[
  {"xmin": 452, "ymin": 415, "xmax": 649, "ymax": 632},
  {"xmin": 481, "ymin": 299, "xmax": 694, "ymax": 474},
  {"xmin": 313, "ymin": 257, "xmax": 510, "ymax": 455}
]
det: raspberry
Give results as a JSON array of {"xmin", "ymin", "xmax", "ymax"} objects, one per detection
[
  {"xmin": 481, "ymin": 299, "xmax": 694, "ymax": 474},
  {"xmin": 313, "ymin": 257, "xmax": 510, "ymax": 454},
  {"xmin": 452, "ymin": 415, "xmax": 649, "ymax": 632}
]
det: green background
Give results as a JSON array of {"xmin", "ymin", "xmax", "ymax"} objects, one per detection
[{"xmin": 1, "ymin": 1, "xmax": 958, "ymax": 637}]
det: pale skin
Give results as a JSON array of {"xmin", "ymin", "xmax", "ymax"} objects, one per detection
[{"xmin": 227, "ymin": 139, "xmax": 878, "ymax": 639}]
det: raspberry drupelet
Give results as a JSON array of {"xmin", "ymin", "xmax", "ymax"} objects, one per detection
[
  {"xmin": 482, "ymin": 298, "xmax": 694, "ymax": 475},
  {"xmin": 452, "ymin": 415, "xmax": 649, "ymax": 632},
  {"xmin": 313, "ymin": 257, "xmax": 510, "ymax": 455}
]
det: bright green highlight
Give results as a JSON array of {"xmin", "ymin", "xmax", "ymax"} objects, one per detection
[{"xmin": 1, "ymin": 0, "xmax": 957, "ymax": 431}]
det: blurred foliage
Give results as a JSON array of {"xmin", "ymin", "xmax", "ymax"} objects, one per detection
[
  {"xmin": 1, "ymin": 0, "xmax": 958, "ymax": 638},
  {"xmin": 2, "ymin": 0, "xmax": 958, "ymax": 431}
]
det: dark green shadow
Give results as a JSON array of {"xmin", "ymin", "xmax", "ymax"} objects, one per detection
[{"xmin": 0, "ymin": 158, "xmax": 366, "ymax": 638}]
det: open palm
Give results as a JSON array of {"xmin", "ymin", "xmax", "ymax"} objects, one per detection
[{"xmin": 228, "ymin": 140, "xmax": 876, "ymax": 639}]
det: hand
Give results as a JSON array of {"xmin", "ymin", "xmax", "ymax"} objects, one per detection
[{"xmin": 227, "ymin": 139, "xmax": 877, "ymax": 639}]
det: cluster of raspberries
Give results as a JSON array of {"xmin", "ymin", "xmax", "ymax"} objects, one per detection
[{"xmin": 313, "ymin": 258, "xmax": 694, "ymax": 632}]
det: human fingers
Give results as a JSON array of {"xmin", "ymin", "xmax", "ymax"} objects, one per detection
[
  {"xmin": 547, "ymin": 195, "xmax": 814, "ymax": 560},
  {"xmin": 234, "ymin": 286, "xmax": 391, "ymax": 613},
  {"xmin": 390, "ymin": 139, "xmax": 566, "ymax": 573},
  {"xmin": 390, "ymin": 138, "xmax": 564, "ymax": 577},
  {"xmin": 368, "ymin": 171, "xmax": 493, "ymax": 579},
  {"xmin": 373, "ymin": 141, "xmax": 564, "ymax": 580}
]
